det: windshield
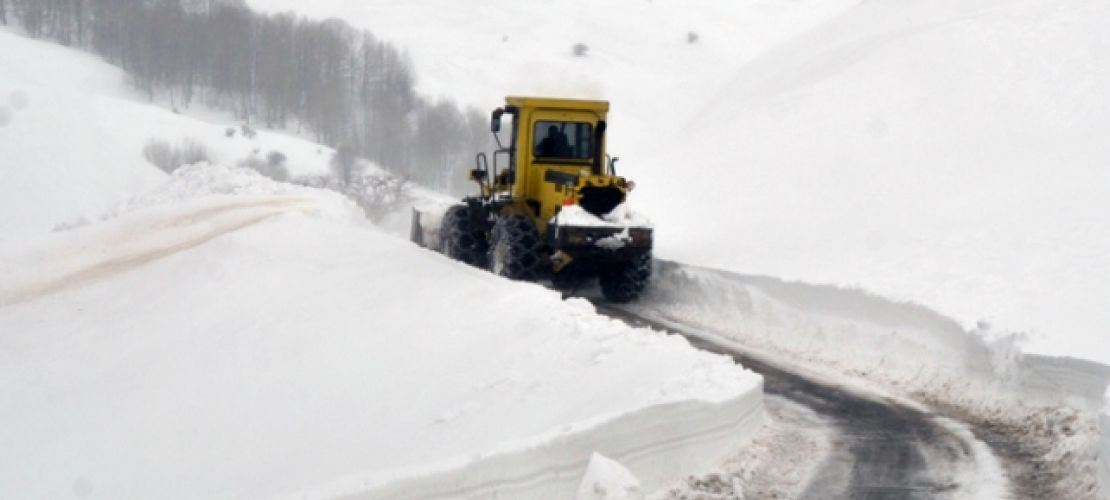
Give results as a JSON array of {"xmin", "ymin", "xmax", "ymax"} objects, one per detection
[{"xmin": 533, "ymin": 121, "xmax": 593, "ymax": 160}]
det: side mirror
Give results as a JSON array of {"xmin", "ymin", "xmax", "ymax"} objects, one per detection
[
  {"xmin": 469, "ymin": 169, "xmax": 487, "ymax": 181},
  {"xmin": 491, "ymin": 108, "xmax": 504, "ymax": 133}
]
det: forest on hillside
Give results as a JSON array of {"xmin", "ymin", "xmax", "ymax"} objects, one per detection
[{"xmin": 1, "ymin": 0, "xmax": 490, "ymax": 193}]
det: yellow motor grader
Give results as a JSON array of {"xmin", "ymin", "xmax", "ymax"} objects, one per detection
[{"xmin": 411, "ymin": 96, "xmax": 651, "ymax": 302}]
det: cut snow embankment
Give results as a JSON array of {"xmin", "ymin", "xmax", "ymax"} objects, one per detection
[
  {"xmin": 0, "ymin": 165, "xmax": 761, "ymax": 500},
  {"xmin": 631, "ymin": 261, "xmax": 1110, "ymax": 498}
]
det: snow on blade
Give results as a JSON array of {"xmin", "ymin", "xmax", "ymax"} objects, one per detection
[{"xmin": 554, "ymin": 204, "xmax": 652, "ymax": 229}]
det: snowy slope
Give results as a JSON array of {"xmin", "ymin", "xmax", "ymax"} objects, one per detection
[
  {"xmin": 0, "ymin": 165, "xmax": 762, "ymax": 500},
  {"xmin": 0, "ymin": 28, "xmax": 342, "ymax": 242},
  {"xmin": 246, "ymin": 0, "xmax": 1110, "ymax": 366}
]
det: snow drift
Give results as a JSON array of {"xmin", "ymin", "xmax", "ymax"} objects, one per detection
[{"xmin": 0, "ymin": 165, "xmax": 762, "ymax": 500}]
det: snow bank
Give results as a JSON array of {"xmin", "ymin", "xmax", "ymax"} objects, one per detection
[
  {"xmin": 631, "ymin": 261, "xmax": 1110, "ymax": 497},
  {"xmin": 0, "ymin": 166, "xmax": 761, "ymax": 500}
]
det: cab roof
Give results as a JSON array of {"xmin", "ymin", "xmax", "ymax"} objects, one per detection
[{"xmin": 505, "ymin": 96, "xmax": 609, "ymax": 113}]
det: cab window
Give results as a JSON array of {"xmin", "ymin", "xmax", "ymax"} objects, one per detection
[{"xmin": 533, "ymin": 121, "xmax": 592, "ymax": 160}]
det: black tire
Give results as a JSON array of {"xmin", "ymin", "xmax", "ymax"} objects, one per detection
[
  {"xmin": 488, "ymin": 215, "xmax": 543, "ymax": 281},
  {"xmin": 440, "ymin": 205, "xmax": 488, "ymax": 268},
  {"xmin": 600, "ymin": 252, "xmax": 651, "ymax": 303}
]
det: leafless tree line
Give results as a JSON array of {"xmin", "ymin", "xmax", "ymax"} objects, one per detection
[{"xmin": 4, "ymin": 0, "xmax": 491, "ymax": 194}]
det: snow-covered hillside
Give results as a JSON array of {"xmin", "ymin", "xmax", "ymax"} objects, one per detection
[
  {"xmin": 660, "ymin": 0, "xmax": 1110, "ymax": 364},
  {"xmin": 247, "ymin": 0, "xmax": 1110, "ymax": 366},
  {"xmin": 0, "ymin": 28, "xmax": 340, "ymax": 242}
]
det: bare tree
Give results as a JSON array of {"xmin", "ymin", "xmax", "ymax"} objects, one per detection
[
  {"xmin": 330, "ymin": 145, "xmax": 362, "ymax": 187},
  {"xmin": 18, "ymin": 0, "xmax": 44, "ymax": 36}
]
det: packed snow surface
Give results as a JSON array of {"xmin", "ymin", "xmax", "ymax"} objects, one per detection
[
  {"xmin": 247, "ymin": 0, "xmax": 1110, "ymax": 366},
  {"xmin": 0, "ymin": 165, "xmax": 762, "ymax": 500}
]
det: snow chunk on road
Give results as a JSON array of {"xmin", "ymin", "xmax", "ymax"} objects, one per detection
[
  {"xmin": 0, "ymin": 168, "xmax": 761, "ymax": 500},
  {"xmin": 577, "ymin": 453, "xmax": 643, "ymax": 500}
]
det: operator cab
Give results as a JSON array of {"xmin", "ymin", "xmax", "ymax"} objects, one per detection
[{"xmin": 534, "ymin": 121, "xmax": 593, "ymax": 161}]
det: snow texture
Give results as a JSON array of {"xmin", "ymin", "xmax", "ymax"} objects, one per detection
[{"xmin": 0, "ymin": 166, "xmax": 763, "ymax": 500}]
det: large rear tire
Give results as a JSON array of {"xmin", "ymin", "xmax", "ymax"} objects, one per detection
[
  {"xmin": 440, "ymin": 205, "xmax": 488, "ymax": 268},
  {"xmin": 600, "ymin": 252, "xmax": 651, "ymax": 303},
  {"xmin": 488, "ymin": 215, "xmax": 542, "ymax": 281}
]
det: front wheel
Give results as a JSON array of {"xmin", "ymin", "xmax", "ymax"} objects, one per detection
[
  {"xmin": 440, "ymin": 205, "xmax": 488, "ymax": 268},
  {"xmin": 600, "ymin": 252, "xmax": 651, "ymax": 303},
  {"xmin": 488, "ymin": 215, "xmax": 542, "ymax": 281}
]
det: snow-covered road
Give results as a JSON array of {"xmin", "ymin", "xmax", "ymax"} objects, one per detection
[{"xmin": 599, "ymin": 304, "xmax": 1037, "ymax": 500}]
